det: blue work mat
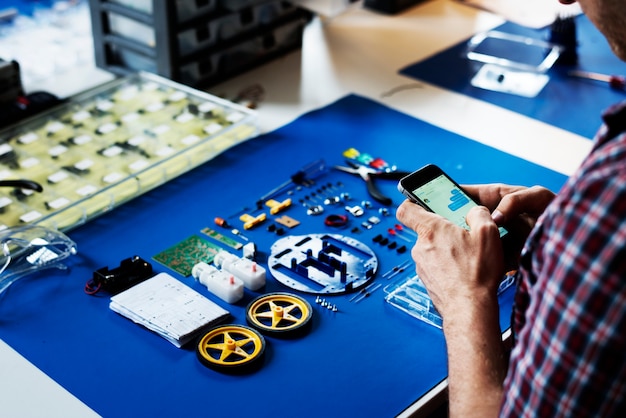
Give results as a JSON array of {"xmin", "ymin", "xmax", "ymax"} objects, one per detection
[
  {"xmin": 0, "ymin": 94, "xmax": 567, "ymax": 418},
  {"xmin": 400, "ymin": 15, "xmax": 626, "ymax": 139},
  {"xmin": 0, "ymin": 0, "xmax": 55, "ymax": 15}
]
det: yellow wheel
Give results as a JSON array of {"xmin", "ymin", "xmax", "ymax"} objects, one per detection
[
  {"xmin": 196, "ymin": 325, "xmax": 265, "ymax": 371},
  {"xmin": 246, "ymin": 293, "xmax": 313, "ymax": 336}
]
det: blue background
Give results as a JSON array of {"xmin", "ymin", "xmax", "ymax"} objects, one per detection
[
  {"xmin": 0, "ymin": 94, "xmax": 567, "ymax": 417},
  {"xmin": 400, "ymin": 15, "xmax": 626, "ymax": 139}
]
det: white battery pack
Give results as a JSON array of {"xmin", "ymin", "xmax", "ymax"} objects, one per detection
[
  {"xmin": 191, "ymin": 262, "xmax": 244, "ymax": 304},
  {"xmin": 213, "ymin": 250, "xmax": 266, "ymax": 291}
]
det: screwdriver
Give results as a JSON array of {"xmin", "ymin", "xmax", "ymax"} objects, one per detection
[{"xmin": 568, "ymin": 70, "xmax": 626, "ymax": 90}]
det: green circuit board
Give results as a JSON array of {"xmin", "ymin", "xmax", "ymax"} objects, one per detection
[
  {"xmin": 0, "ymin": 72, "xmax": 257, "ymax": 231},
  {"xmin": 152, "ymin": 235, "xmax": 222, "ymax": 277}
]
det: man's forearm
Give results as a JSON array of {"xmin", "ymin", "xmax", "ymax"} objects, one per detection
[{"xmin": 443, "ymin": 293, "xmax": 507, "ymax": 418}]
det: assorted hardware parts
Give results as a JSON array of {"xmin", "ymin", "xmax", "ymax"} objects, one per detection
[
  {"xmin": 315, "ymin": 296, "xmax": 339, "ymax": 312},
  {"xmin": 214, "ymin": 250, "xmax": 266, "ymax": 291},
  {"xmin": 196, "ymin": 324, "xmax": 266, "ymax": 371},
  {"xmin": 352, "ymin": 282, "xmax": 382, "ymax": 303},
  {"xmin": 192, "ymin": 261, "xmax": 244, "ymax": 304},
  {"xmin": 255, "ymin": 159, "xmax": 328, "ymax": 208},
  {"xmin": 265, "ymin": 198, "xmax": 292, "ymax": 215},
  {"xmin": 274, "ymin": 215, "xmax": 300, "ymax": 229},
  {"xmin": 239, "ymin": 213, "xmax": 267, "ymax": 230},
  {"xmin": 268, "ymin": 234, "xmax": 378, "ymax": 294},
  {"xmin": 246, "ymin": 293, "xmax": 313, "ymax": 336},
  {"xmin": 86, "ymin": 255, "xmax": 153, "ymax": 295},
  {"xmin": 0, "ymin": 72, "xmax": 257, "ymax": 232},
  {"xmin": 242, "ymin": 242, "xmax": 257, "ymax": 260}
]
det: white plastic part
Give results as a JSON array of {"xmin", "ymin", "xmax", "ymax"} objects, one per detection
[
  {"xmin": 191, "ymin": 262, "xmax": 244, "ymax": 304},
  {"xmin": 242, "ymin": 242, "xmax": 256, "ymax": 260},
  {"xmin": 213, "ymin": 250, "xmax": 266, "ymax": 291}
]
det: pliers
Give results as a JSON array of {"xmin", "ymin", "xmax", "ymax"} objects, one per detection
[{"xmin": 333, "ymin": 161, "xmax": 410, "ymax": 206}]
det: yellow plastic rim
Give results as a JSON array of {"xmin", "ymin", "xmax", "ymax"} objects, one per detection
[
  {"xmin": 246, "ymin": 293, "xmax": 312, "ymax": 333},
  {"xmin": 197, "ymin": 325, "xmax": 265, "ymax": 368}
]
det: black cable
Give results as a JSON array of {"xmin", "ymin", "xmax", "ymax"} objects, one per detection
[{"xmin": 0, "ymin": 179, "xmax": 43, "ymax": 192}]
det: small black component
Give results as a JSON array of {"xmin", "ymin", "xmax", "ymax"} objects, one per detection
[
  {"xmin": 549, "ymin": 15, "xmax": 578, "ymax": 66},
  {"xmin": 372, "ymin": 234, "xmax": 383, "ymax": 243},
  {"xmin": 387, "ymin": 241, "xmax": 398, "ymax": 250},
  {"xmin": 364, "ymin": 0, "xmax": 426, "ymax": 14},
  {"xmin": 397, "ymin": 245, "xmax": 407, "ymax": 254},
  {"xmin": 0, "ymin": 91, "xmax": 64, "ymax": 130},
  {"xmin": 379, "ymin": 237, "xmax": 389, "ymax": 246},
  {"xmin": 86, "ymin": 255, "xmax": 153, "ymax": 294}
]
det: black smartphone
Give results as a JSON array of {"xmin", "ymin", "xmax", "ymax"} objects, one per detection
[{"xmin": 397, "ymin": 164, "xmax": 508, "ymax": 238}]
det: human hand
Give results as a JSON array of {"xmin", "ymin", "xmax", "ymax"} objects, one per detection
[
  {"xmin": 462, "ymin": 184, "xmax": 555, "ymax": 267},
  {"xmin": 395, "ymin": 201, "xmax": 505, "ymax": 318},
  {"xmin": 462, "ymin": 184, "xmax": 554, "ymax": 231}
]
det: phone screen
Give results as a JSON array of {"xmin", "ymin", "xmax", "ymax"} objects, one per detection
[{"xmin": 411, "ymin": 174, "xmax": 508, "ymax": 238}]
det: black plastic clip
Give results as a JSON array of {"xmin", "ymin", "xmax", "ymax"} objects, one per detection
[{"xmin": 85, "ymin": 255, "xmax": 153, "ymax": 295}]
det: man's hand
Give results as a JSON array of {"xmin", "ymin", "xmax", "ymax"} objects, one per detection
[
  {"xmin": 395, "ymin": 202, "xmax": 504, "ymax": 317},
  {"xmin": 395, "ymin": 183, "xmax": 554, "ymax": 417},
  {"xmin": 463, "ymin": 184, "xmax": 555, "ymax": 232}
]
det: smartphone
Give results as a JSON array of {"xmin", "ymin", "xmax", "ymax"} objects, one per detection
[{"xmin": 397, "ymin": 164, "xmax": 508, "ymax": 238}]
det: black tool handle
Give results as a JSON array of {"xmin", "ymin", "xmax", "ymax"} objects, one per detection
[{"xmin": 365, "ymin": 176, "xmax": 392, "ymax": 206}]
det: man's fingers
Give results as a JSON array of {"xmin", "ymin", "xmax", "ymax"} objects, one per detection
[
  {"xmin": 396, "ymin": 199, "xmax": 447, "ymax": 234},
  {"xmin": 493, "ymin": 186, "xmax": 555, "ymax": 223},
  {"xmin": 466, "ymin": 206, "xmax": 500, "ymax": 238}
]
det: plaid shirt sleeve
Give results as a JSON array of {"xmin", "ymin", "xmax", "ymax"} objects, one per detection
[{"xmin": 499, "ymin": 105, "xmax": 626, "ymax": 417}]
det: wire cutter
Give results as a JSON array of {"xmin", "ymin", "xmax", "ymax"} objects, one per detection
[{"xmin": 333, "ymin": 161, "xmax": 410, "ymax": 206}]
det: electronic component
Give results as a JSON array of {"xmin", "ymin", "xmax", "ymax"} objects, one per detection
[
  {"xmin": 324, "ymin": 214, "xmax": 349, "ymax": 227},
  {"xmin": 201, "ymin": 227, "xmax": 243, "ymax": 250},
  {"xmin": 152, "ymin": 235, "xmax": 222, "ymax": 277},
  {"xmin": 191, "ymin": 262, "xmax": 244, "ymax": 304},
  {"xmin": 345, "ymin": 205, "xmax": 364, "ymax": 217},
  {"xmin": 110, "ymin": 272, "xmax": 230, "ymax": 347},
  {"xmin": 86, "ymin": 255, "xmax": 152, "ymax": 295},
  {"xmin": 268, "ymin": 233, "xmax": 378, "ymax": 294},
  {"xmin": 213, "ymin": 250, "xmax": 266, "ymax": 291},
  {"xmin": 256, "ymin": 159, "xmax": 328, "ymax": 206}
]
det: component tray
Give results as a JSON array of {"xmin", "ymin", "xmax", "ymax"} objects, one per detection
[{"xmin": 0, "ymin": 72, "xmax": 258, "ymax": 231}]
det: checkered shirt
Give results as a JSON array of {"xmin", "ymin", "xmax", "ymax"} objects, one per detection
[{"xmin": 500, "ymin": 102, "xmax": 626, "ymax": 417}]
